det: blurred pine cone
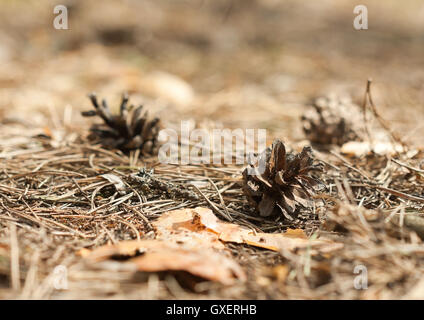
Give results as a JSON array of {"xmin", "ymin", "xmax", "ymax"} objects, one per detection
[
  {"xmin": 242, "ymin": 139, "xmax": 322, "ymax": 219},
  {"xmin": 301, "ymin": 95, "xmax": 362, "ymax": 146},
  {"xmin": 81, "ymin": 93, "xmax": 160, "ymax": 155}
]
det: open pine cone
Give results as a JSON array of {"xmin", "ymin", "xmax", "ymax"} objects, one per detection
[
  {"xmin": 81, "ymin": 93, "xmax": 160, "ymax": 155},
  {"xmin": 242, "ymin": 139, "xmax": 322, "ymax": 219},
  {"xmin": 301, "ymin": 95, "xmax": 363, "ymax": 146}
]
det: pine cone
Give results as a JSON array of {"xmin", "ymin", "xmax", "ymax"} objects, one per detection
[
  {"xmin": 301, "ymin": 95, "xmax": 363, "ymax": 146},
  {"xmin": 242, "ymin": 139, "xmax": 322, "ymax": 219},
  {"xmin": 81, "ymin": 93, "xmax": 160, "ymax": 155}
]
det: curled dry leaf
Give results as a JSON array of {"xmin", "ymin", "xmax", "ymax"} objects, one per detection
[
  {"xmin": 83, "ymin": 240, "xmax": 158, "ymax": 263},
  {"xmin": 153, "ymin": 207, "xmax": 342, "ymax": 253},
  {"xmin": 152, "ymin": 207, "xmax": 225, "ymax": 250},
  {"xmin": 130, "ymin": 245, "xmax": 246, "ymax": 285},
  {"xmin": 83, "ymin": 239, "xmax": 246, "ymax": 285},
  {"xmin": 81, "ymin": 207, "xmax": 341, "ymax": 285}
]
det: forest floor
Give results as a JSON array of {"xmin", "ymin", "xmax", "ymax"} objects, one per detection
[{"xmin": 1, "ymin": 0, "xmax": 424, "ymax": 299}]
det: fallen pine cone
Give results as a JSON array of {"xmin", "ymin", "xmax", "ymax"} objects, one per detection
[
  {"xmin": 81, "ymin": 93, "xmax": 160, "ymax": 155},
  {"xmin": 242, "ymin": 139, "xmax": 323, "ymax": 219},
  {"xmin": 301, "ymin": 95, "xmax": 363, "ymax": 146}
]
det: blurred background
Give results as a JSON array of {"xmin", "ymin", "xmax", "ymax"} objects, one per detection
[{"xmin": 1, "ymin": 0, "xmax": 424, "ymax": 144}]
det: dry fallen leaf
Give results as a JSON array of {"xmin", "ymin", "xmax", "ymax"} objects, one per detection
[
  {"xmin": 83, "ymin": 239, "xmax": 246, "ymax": 285},
  {"xmin": 130, "ymin": 244, "xmax": 246, "ymax": 285},
  {"xmin": 81, "ymin": 207, "xmax": 340, "ymax": 285},
  {"xmin": 154, "ymin": 207, "xmax": 342, "ymax": 253},
  {"xmin": 83, "ymin": 240, "xmax": 157, "ymax": 263},
  {"xmin": 152, "ymin": 207, "xmax": 225, "ymax": 250}
]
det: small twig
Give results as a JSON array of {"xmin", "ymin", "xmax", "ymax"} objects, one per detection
[
  {"xmin": 330, "ymin": 151, "xmax": 373, "ymax": 181},
  {"xmin": 207, "ymin": 178, "xmax": 232, "ymax": 222},
  {"xmin": 113, "ymin": 216, "xmax": 141, "ymax": 241},
  {"xmin": 391, "ymin": 158, "xmax": 424, "ymax": 174},
  {"xmin": 354, "ymin": 183, "xmax": 424, "ymax": 203},
  {"xmin": 363, "ymin": 79, "xmax": 406, "ymax": 148},
  {"xmin": 361, "ymin": 78, "xmax": 373, "ymax": 145},
  {"xmin": 123, "ymin": 203, "xmax": 153, "ymax": 232},
  {"xmin": 72, "ymin": 178, "xmax": 92, "ymax": 203},
  {"xmin": 190, "ymin": 183, "xmax": 232, "ymax": 221}
]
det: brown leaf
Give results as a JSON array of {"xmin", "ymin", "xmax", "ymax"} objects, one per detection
[
  {"xmin": 83, "ymin": 239, "xmax": 245, "ymax": 284},
  {"xmin": 130, "ymin": 244, "xmax": 246, "ymax": 285},
  {"xmin": 84, "ymin": 240, "xmax": 159, "ymax": 263},
  {"xmin": 152, "ymin": 207, "xmax": 225, "ymax": 250},
  {"xmin": 82, "ymin": 207, "xmax": 341, "ymax": 285},
  {"xmin": 155, "ymin": 207, "xmax": 342, "ymax": 253}
]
